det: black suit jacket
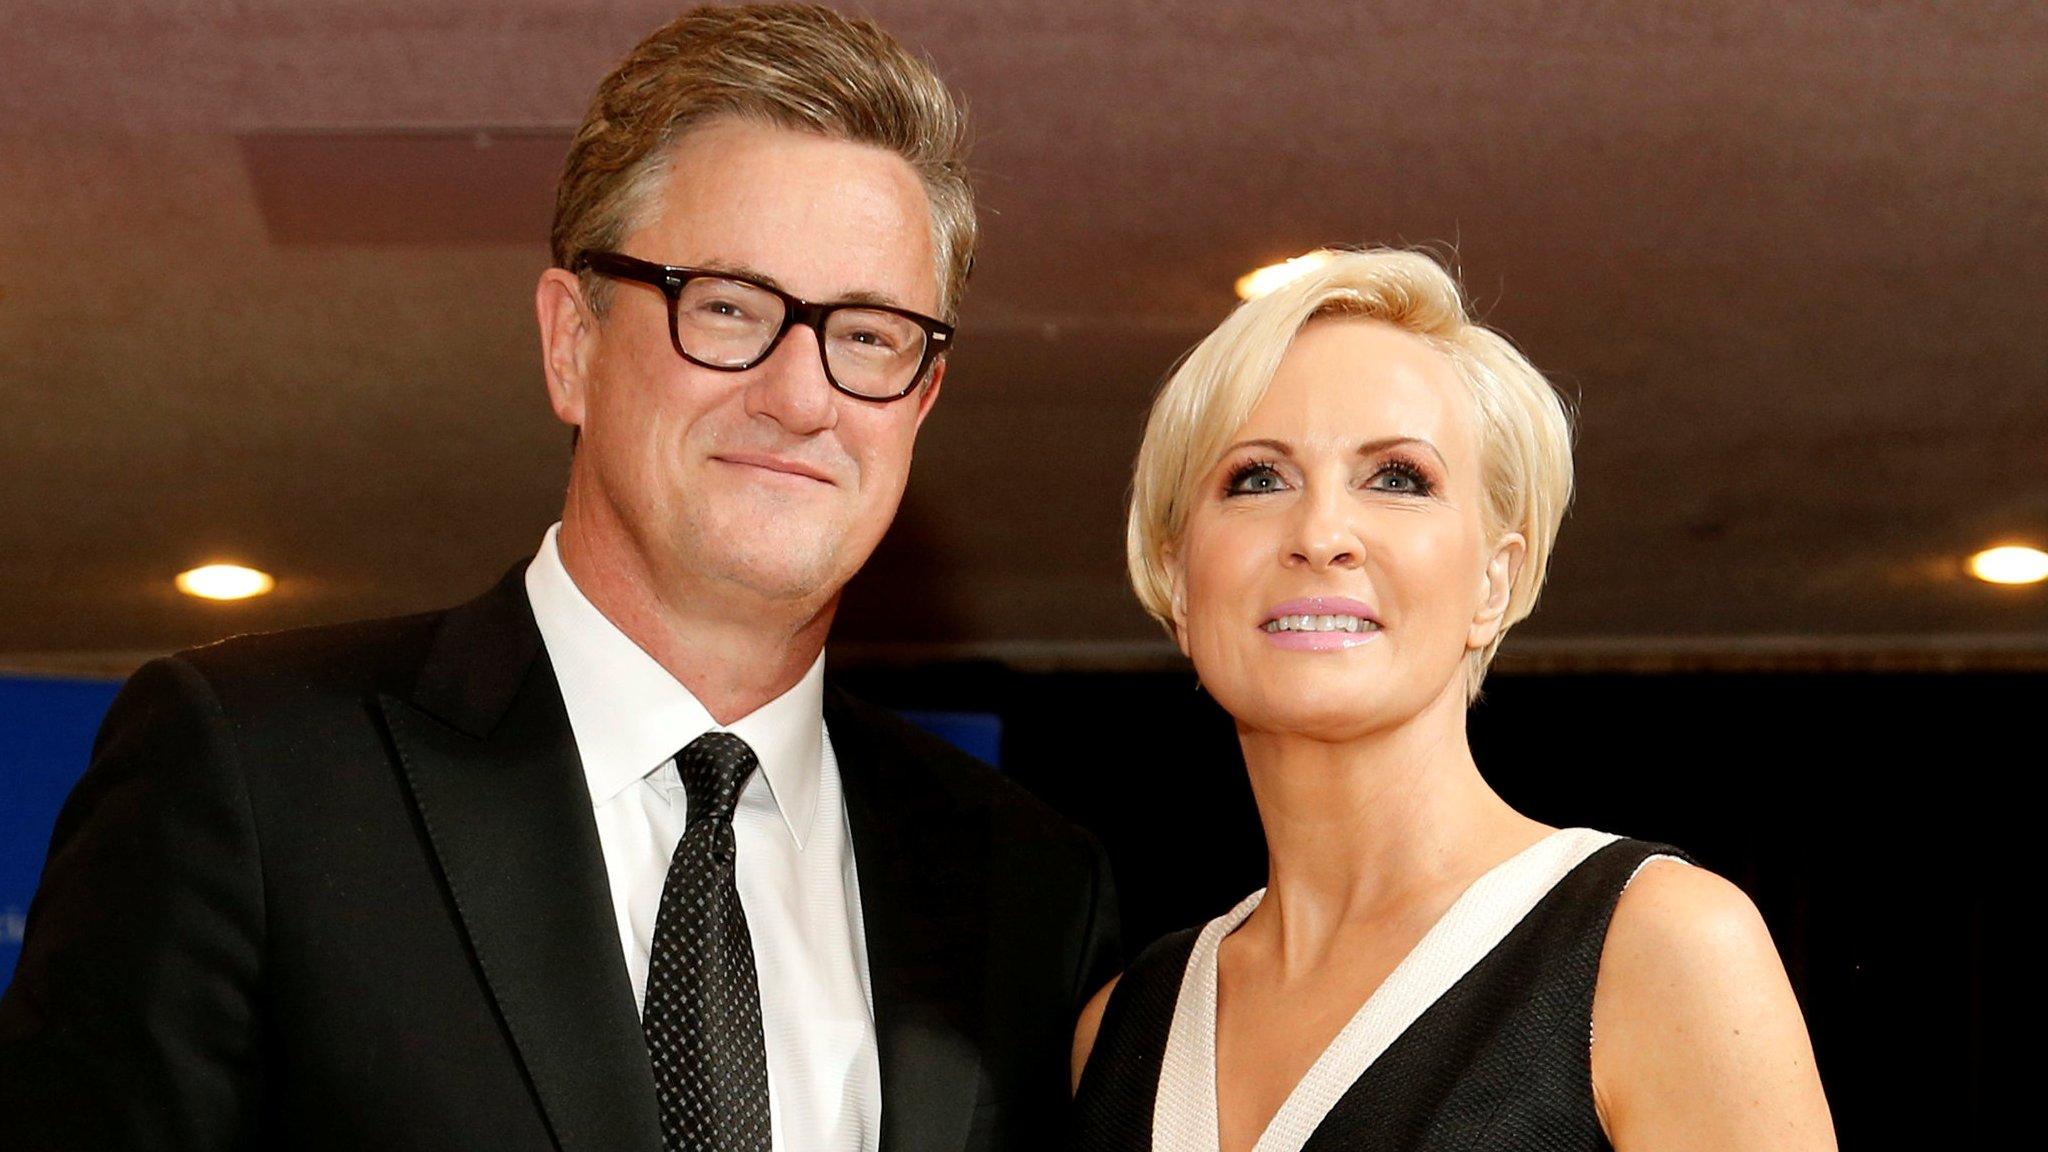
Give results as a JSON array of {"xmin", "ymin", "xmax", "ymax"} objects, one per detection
[{"xmin": 0, "ymin": 566, "xmax": 1121, "ymax": 1151}]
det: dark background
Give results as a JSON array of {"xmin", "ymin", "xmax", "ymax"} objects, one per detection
[
  {"xmin": 838, "ymin": 661, "xmax": 2031, "ymax": 1148},
  {"xmin": 1, "ymin": 658, "xmax": 2025, "ymax": 1148}
]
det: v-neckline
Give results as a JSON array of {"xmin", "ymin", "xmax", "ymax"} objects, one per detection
[{"xmin": 1153, "ymin": 827, "xmax": 1620, "ymax": 1152}]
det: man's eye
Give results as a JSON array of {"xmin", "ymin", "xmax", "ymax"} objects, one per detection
[{"xmin": 841, "ymin": 328, "xmax": 898, "ymax": 351}]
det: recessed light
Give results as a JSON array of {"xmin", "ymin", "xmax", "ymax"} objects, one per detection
[
  {"xmin": 1235, "ymin": 250, "xmax": 1336, "ymax": 300},
  {"xmin": 176, "ymin": 564, "xmax": 276, "ymax": 601},
  {"xmin": 1968, "ymin": 545, "xmax": 2048, "ymax": 586}
]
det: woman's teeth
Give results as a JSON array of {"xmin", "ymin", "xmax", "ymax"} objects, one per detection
[{"xmin": 1262, "ymin": 614, "xmax": 1379, "ymax": 634}]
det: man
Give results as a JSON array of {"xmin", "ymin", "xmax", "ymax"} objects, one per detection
[{"xmin": 0, "ymin": 6, "xmax": 1120, "ymax": 1150}]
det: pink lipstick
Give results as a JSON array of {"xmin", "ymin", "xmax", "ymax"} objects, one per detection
[{"xmin": 1260, "ymin": 596, "xmax": 1382, "ymax": 651}]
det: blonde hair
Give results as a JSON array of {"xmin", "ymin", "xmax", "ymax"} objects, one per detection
[
  {"xmin": 1126, "ymin": 248, "xmax": 1575, "ymax": 700},
  {"xmin": 551, "ymin": 3, "xmax": 975, "ymax": 321}
]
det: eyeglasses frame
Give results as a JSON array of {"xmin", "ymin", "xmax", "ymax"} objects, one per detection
[{"xmin": 572, "ymin": 249, "xmax": 954, "ymax": 402}]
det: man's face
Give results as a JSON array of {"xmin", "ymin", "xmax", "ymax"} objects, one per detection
[{"xmin": 560, "ymin": 118, "xmax": 945, "ymax": 613}]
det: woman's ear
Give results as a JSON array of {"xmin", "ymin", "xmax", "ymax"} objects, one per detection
[
  {"xmin": 1164, "ymin": 544, "xmax": 1192, "ymax": 658},
  {"xmin": 1467, "ymin": 531, "xmax": 1526, "ymax": 651}
]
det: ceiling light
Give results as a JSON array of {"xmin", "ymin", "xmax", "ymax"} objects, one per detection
[
  {"xmin": 1235, "ymin": 250, "xmax": 1336, "ymax": 300},
  {"xmin": 176, "ymin": 564, "xmax": 276, "ymax": 601},
  {"xmin": 1968, "ymin": 545, "xmax": 2048, "ymax": 586}
]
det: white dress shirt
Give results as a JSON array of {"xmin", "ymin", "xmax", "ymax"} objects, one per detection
[{"xmin": 524, "ymin": 524, "xmax": 880, "ymax": 1152}]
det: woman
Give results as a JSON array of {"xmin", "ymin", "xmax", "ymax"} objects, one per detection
[{"xmin": 1070, "ymin": 249, "xmax": 1834, "ymax": 1151}]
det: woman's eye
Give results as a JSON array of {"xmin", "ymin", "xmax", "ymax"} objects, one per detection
[
  {"xmin": 1226, "ymin": 464, "xmax": 1286, "ymax": 495},
  {"xmin": 1368, "ymin": 464, "xmax": 1430, "ymax": 495}
]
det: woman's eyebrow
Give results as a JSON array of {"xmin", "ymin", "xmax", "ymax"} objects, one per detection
[
  {"xmin": 1219, "ymin": 437, "xmax": 1293, "ymax": 457},
  {"xmin": 1218, "ymin": 436, "xmax": 1450, "ymax": 474},
  {"xmin": 1356, "ymin": 436, "xmax": 1447, "ymax": 470}
]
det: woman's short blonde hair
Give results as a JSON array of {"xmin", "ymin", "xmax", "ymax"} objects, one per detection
[{"xmin": 1126, "ymin": 248, "xmax": 1575, "ymax": 701}]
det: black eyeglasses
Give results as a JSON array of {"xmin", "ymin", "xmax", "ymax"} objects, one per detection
[{"xmin": 573, "ymin": 250, "xmax": 953, "ymax": 401}]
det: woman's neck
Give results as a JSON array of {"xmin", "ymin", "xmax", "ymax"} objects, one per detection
[{"xmin": 1235, "ymin": 686, "xmax": 1546, "ymax": 970}]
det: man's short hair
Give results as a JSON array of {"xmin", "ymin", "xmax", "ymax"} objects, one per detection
[
  {"xmin": 1125, "ymin": 248, "xmax": 1576, "ymax": 702},
  {"xmin": 552, "ymin": 3, "xmax": 976, "ymax": 321}
]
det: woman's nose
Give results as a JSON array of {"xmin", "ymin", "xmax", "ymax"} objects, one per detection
[{"xmin": 1286, "ymin": 484, "xmax": 1361, "ymax": 570}]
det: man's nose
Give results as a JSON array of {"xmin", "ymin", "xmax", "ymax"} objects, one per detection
[{"xmin": 743, "ymin": 322, "xmax": 838, "ymax": 435}]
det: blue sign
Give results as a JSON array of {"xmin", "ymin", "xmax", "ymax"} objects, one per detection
[
  {"xmin": 1, "ymin": 676, "xmax": 123, "ymax": 990},
  {"xmin": 895, "ymin": 709, "xmax": 1004, "ymax": 768}
]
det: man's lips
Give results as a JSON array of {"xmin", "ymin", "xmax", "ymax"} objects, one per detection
[{"xmin": 711, "ymin": 451, "xmax": 838, "ymax": 485}]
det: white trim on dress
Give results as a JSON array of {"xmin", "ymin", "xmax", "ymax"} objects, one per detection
[{"xmin": 1152, "ymin": 828, "xmax": 1633, "ymax": 1152}]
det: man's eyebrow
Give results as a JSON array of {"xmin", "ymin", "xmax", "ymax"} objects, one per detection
[
  {"xmin": 830, "ymin": 287, "xmax": 910, "ymax": 309},
  {"xmin": 695, "ymin": 261, "xmax": 910, "ymax": 310},
  {"xmin": 694, "ymin": 259, "xmax": 785, "ymax": 290}
]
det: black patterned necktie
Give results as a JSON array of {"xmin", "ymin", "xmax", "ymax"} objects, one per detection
[{"xmin": 643, "ymin": 731, "xmax": 773, "ymax": 1152}]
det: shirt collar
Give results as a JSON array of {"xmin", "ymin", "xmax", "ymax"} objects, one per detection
[{"xmin": 524, "ymin": 523, "xmax": 823, "ymax": 849}]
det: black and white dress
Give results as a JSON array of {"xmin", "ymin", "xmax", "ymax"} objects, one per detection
[{"xmin": 1072, "ymin": 829, "xmax": 1685, "ymax": 1152}]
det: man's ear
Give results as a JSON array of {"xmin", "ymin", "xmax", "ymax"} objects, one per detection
[
  {"xmin": 911, "ymin": 358, "xmax": 946, "ymax": 432},
  {"xmin": 1467, "ymin": 531, "xmax": 1527, "ymax": 652},
  {"xmin": 536, "ymin": 268, "xmax": 596, "ymax": 429}
]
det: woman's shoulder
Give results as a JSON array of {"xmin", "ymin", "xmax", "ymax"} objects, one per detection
[
  {"xmin": 1605, "ymin": 856, "xmax": 1771, "ymax": 962},
  {"xmin": 1594, "ymin": 857, "xmax": 1784, "ymax": 1034},
  {"xmin": 1077, "ymin": 920, "xmax": 1211, "ymax": 1038},
  {"xmin": 1069, "ymin": 917, "xmax": 1224, "ymax": 1093},
  {"xmin": 1590, "ymin": 857, "xmax": 1837, "ymax": 1149},
  {"xmin": 1597, "ymin": 855, "xmax": 1787, "ymax": 1023}
]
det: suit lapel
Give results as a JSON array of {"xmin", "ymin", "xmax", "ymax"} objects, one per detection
[
  {"xmin": 379, "ymin": 567, "xmax": 663, "ymax": 1152},
  {"xmin": 829, "ymin": 688, "xmax": 990, "ymax": 1152}
]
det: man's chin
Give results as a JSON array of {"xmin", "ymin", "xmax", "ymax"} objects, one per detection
[
  {"xmin": 694, "ymin": 543, "xmax": 850, "ymax": 606},
  {"xmin": 658, "ymin": 500, "xmax": 884, "ymax": 608}
]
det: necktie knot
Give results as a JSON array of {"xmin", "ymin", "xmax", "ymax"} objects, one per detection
[{"xmin": 675, "ymin": 731, "xmax": 757, "ymax": 826}]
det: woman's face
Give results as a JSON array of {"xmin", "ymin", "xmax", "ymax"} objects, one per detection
[{"xmin": 1169, "ymin": 317, "xmax": 1523, "ymax": 742}]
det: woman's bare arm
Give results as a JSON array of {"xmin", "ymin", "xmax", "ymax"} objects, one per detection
[{"xmin": 1071, "ymin": 975, "xmax": 1122, "ymax": 1094}]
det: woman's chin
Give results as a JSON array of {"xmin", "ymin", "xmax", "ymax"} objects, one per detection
[{"xmin": 1226, "ymin": 692, "xmax": 1411, "ymax": 745}]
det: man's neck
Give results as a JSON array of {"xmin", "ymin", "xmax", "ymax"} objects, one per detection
[{"xmin": 554, "ymin": 516, "xmax": 833, "ymax": 726}]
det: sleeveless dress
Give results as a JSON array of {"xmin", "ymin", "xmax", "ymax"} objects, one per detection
[{"xmin": 1071, "ymin": 830, "xmax": 1686, "ymax": 1152}]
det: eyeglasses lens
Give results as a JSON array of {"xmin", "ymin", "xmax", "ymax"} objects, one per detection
[{"xmin": 673, "ymin": 276, "xmax": 929, "ymax": 398}]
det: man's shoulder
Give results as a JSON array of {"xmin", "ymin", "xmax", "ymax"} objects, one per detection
[
  {"xmin": 158, "ymin": 561, "xmax": 532, "ymax": 713},
  {"xmin": 130, "ymin": 611, "xmax": 448, "ymax": 733},
  {"xmin": 161, "ymin": 560, "xmax": 529, "ymax": 696},
  {"xmin": 175, "ymin": 608, "xmax": 443, "ymax": 684}
]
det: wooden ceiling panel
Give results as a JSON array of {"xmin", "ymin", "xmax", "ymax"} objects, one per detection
[{"xmin": 2, "ymin": 2, "xmax": 2043, "ymax": 669}]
